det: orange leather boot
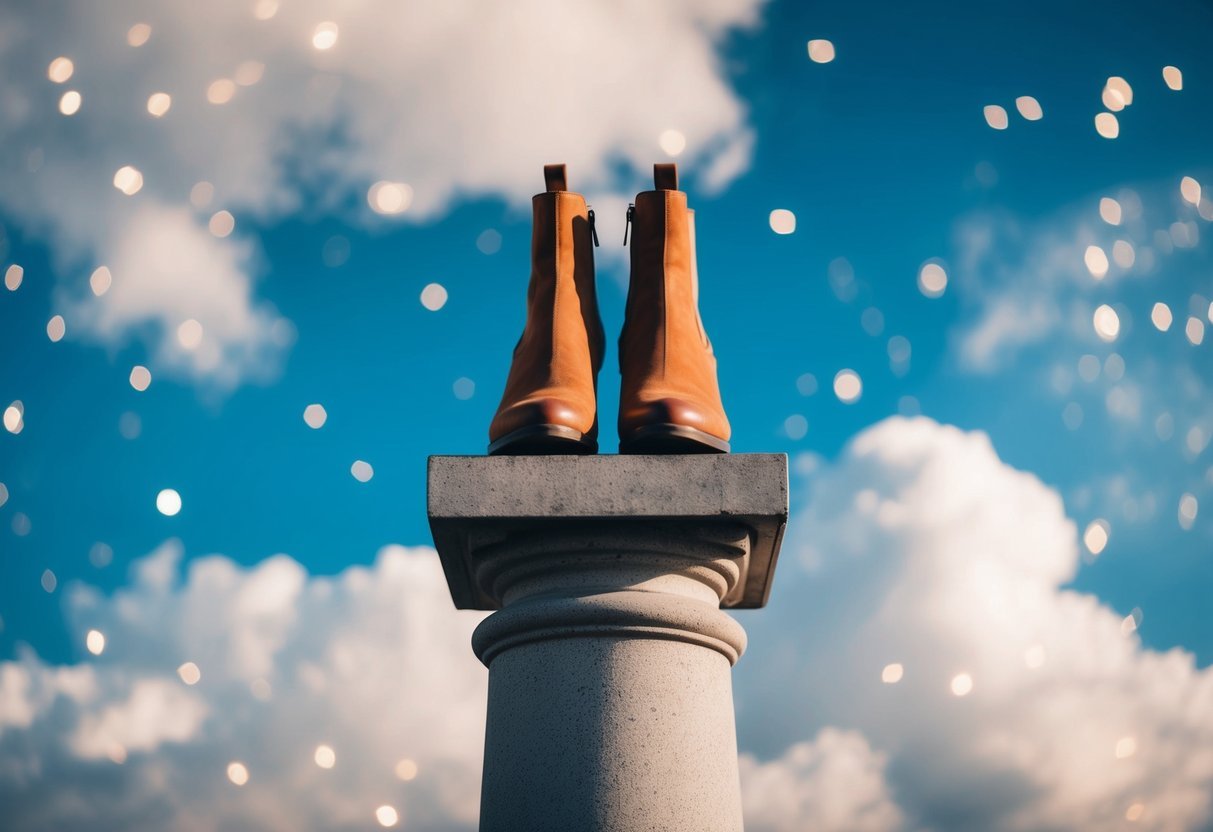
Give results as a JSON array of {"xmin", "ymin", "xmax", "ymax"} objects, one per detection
[
  {"xmin": 488, "ymin": 164, "xmax": 604, "ymax": 455},
  {"xmin": 618, "ymin": 163, "xmax": 731, "ymax": 454}
]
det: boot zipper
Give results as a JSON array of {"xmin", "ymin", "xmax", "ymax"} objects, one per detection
[
  {"xmin": 587, "ymin": 208, "xmax": 599, "ymax": 246},
  {"xmin": 623, "ymin": 204, "xmax": 635, "ymax": 245}
]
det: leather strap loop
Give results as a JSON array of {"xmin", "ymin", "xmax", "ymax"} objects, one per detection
[
  {"xmin": 654, "ymin": 163, "xmax": 678, "ymax": 191},
  {"xmin": 543, "ymin": 163, "xmax": 567, "ymax": 192}
]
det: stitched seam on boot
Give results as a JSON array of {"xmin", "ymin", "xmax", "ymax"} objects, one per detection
[
  {"xmin": 552, "ymin": 194, "xmax": 562, "ymax": 370},
  {"xmin": 660, "ymin": 192, "xmax": 669, "ymax": 379}
]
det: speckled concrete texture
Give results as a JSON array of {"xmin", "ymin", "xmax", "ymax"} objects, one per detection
[
  {"xmin": 428, "ymin": 453, "xmax": 788, "ymax": 608},
  {"xmin": 426, "ymin": 454, "xmax": 788, "ymax": 831}
]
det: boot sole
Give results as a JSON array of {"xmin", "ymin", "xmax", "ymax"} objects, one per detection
[
  {"xmin": 619, "ymin": 424, "xmax": 730, "ymax": 454},
  {"xmin": 488, "ymin": 424, "xmax": 598, "ymax": 456}
]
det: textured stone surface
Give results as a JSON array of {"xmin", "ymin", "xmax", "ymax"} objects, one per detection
[
  {"xmin": 426, "ymin": 454, "xmax": 787, "ymax": 832},
  {"xmin": 427, "ymin": 453, "xmax": 788, "ymax": 609}
]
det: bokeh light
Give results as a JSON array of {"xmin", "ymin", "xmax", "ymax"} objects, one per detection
[
  {"xmin": 351, "ymin": 460, "xmax": 374, "ymax": 482},
  {"xmin": 226, "ymin": 762, "xmax": 249, "ymax": 786},
  {"xmin": 476, "ymin": 229, "xmax": 502, "ymax": 255},
  {"xmin": 4, "ymin": 401, "xmax": 24, "ymax": 434},
  {"xmin": 950, "ymin": 673, "xmax": 974, "ymax": 697},
  {"xmin": 368, "ymin": 181, "xmax": 413, "ymax": 215},
  {"xmin": 177, "ymin": 319, "xmax": 204, "ymax": 350},
  {"xmin": 235, "ymin": 61, "xmax": 265, "ymax": 86},
  {"xmin": 983, "ymin": 105, "xmax": 1008, "ymax": 130},
  {"xmin": 659, "ymin": 129, "xmax": 687, "ymax": 156},
  {"xmin": 177, "ymin": 662, "xmax": 201, "ymax": 685},
  {"xmin": 1099, "ymin": 197, "xmax": 1122, "ymax": 225},
  {"xmin": 47, "ymin": 56, "xmax": 74, "ymax": 83},
  {"xmin": 1095, "ymin": 112, "xmax": 1119, "ymax": 139},
  {"xmin": 1083, "ymin": 519, "xmax": 1109, "ymax": 556},
  {"xmin": 90, "ymin": 266, "xmax": 112, "ymax": 296},
  {"xmin": 127, "ymin": 23, "xmax": 152, "ymax": 47},
  {"xmin": 1180, "ymin": 176, "xmax": 1201, "ymax": 205},
  {"xmin": 1083, "ymin": 245, "xmax": 1109, "ymax": 279},
  {"xmin": 1111, "ymin": 240, "xmax": 1134, "ymax": 269},
  {"xmin": 1178, "ymin": 494, "xmax": 1198, "ymax": 530},
  {"xmin": 394, "ymin": 758, "xmax": 419, "ymax": 781},
  {"xmin": 768, "ymin": 209, "xmax": 796, "ymax": 235},
  {"xmin": 833, "ymin": 369, "xmax": 862, "ymax": 403},
  {"xmin": 86, "ymin": 629, "xmax": 106, "ymax": 655},
  {"xmin": 207, "ymin": 79, "xmax": 236, "ymax": 105},
  {"xmin": 209, "ymin": 210, "xmax": 235, "ymax": 238},
  {"xmin": 1015, "ymin": 96, "xmax": 1043, "ymax": 121},
  {"xmin": 129, "ymin": 365, "xmax": 152, "ymax": 391},
  {"xmin": 1105, "ymin": 76, "xmax": 1133, "ymax": 107},
  {"xmin": 806, "ymin": 39, "xmax": 835, "ymax": 63},
  {"xmin": 1163, "ymin": 65, "xmax": 1183, "ymax": 91},
  {"xmin": 156, "ymin": 489, "xmax": 182, "ymax": 516},
  {"xmin": 783, "ymin": 414, "xmax": 808, "ymax": 440},
  {"xmin": 46, "ymin": 315, "xmax": 66, "ymax": 342},
  {"xmin": 58, "ymin": 90, "xmax": 82, "ymax": 116},
  {"xmin": 113, "ymin": 166, "xmax": 144, "ymax": 196},
  {"xmin": 881, "ymin": 663, "xmax": 903, "ymax": 684},
  {"xmin": 147, "ymin": 92, "xmax": 172, "ymax": 117},
  {"xmin": 253, "ymin": 0, "xmax": 279, "ymax": 20},
  {"xmin": 420, "ymin": 283, "xmax": 448, "ymax": 311},
  {"xmin": 313, "ymin": 22, "xmax": 339, "ymax": 50},
  {"xmin": 918, "ymin": 262, "xmax": 947, "ymax": 297},
  {"xmin": 304, "ymin": 404, "xmax": 328, "ymax": 429},
  {"xmin": 375, "ymin": 805, "xmax": 399, "ymax": 827},
  {"xmin": 4, "ymin": 264, "xmax": 22, "ymax": 291},
  {"xmin": 1093, "ymin": 305, "xmax": 1120, "ymax": 342},
  {"xmin": 314, "ymin": 744, "xmax": 336, "ymax": 769}
]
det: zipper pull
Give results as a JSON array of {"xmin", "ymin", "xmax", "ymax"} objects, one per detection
[
  {"xmin": 587, "ymin": 208, "xmax": 599, "ymax": 247},
  {"xmin": 623, "ymin": 204, "xmax": 635, "ymax": 245}
]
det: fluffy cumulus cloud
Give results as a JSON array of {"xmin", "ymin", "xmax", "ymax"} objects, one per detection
[
  {"xmin": 5, "ymin": 417, "xmax": 1211, "ymax": 830},
  {"xmin": 0, "ymin": 542, "xmax": 488, "ymax": 831},
  {"xmin": 740, "ymin": 728, "xmax": 903, "ymax": 832},
  {"xmin": 0, "ymin": 0, "xmax": 762, "ymax": 387},
  {"xmin": 739, "ymin": 416, "xmax": 1213, "ymax": 831}
]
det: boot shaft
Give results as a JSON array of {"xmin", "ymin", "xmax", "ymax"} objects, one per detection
[
  {"xmin": 621, "ymin": 171, "xmax": 711, "ymax": 386},
  {"xmin": 519, "ymin": 170, "xmax": 604, "ymax": 373}
]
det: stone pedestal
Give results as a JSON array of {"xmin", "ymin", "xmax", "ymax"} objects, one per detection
[{"xmin": 428, "ymin": 454, "xmax": 787, "ymax": 832}]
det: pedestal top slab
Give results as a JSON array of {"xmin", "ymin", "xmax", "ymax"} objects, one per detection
[{"xmin": 427, "ymin": 454, "xmax": 788, "ymax": 610}]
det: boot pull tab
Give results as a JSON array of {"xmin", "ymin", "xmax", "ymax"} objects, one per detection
[
  {"xmin": 544, "ymin": 163, "xmax": 568, "ymax": 193},
  {"xmin": 653, "ymin": 163, "xmax": 678, "ymax": 191}
]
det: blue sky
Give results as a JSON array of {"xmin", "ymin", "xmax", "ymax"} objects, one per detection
[{"xmin": 1, "ymin": 1, "xmax": 1211, "ymax": 829}]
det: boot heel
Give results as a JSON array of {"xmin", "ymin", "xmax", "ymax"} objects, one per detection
[
  {"xmin": 619, "ymin": 424, "xmax": 730, "ymax": 455},
  {"xmin": 489, "ymin": 424, "xmax": 597, "ymax": 456}
]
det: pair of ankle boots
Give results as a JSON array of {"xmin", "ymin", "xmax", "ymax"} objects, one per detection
[{"xmin": 489, "ymin": 163, "xmax": 731, "ymax": 456}]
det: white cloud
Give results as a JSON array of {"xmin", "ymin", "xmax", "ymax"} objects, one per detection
[
  {"xmin": 0, "ymin": 543, "xmax": 488, "ymax": 831},
  {"xmin": 0, "ymin": 0, "xmax": 763, "ymax": 387},
  {"xmin": 62, "ymin": 203, "xmax": 292, "ymax": 387},
  {"xmin": 740, "ymin": 728, "xmax": 902, "ymax": 832},
  {"xmin": 739, "ymin": 417, "xmax": 1213, "ymax": 831},
  {"xmin": 950, "ymin": 181, "xmax": 1208, "ymax": 373}
]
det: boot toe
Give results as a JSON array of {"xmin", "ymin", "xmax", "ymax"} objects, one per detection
[
  {"xmin": 618, "ymin": 397, "xmax": 730, "ymax": 453},
  {"xmin": 489, "ymin": 397, "xmax": 596, "ymax": 455}
]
